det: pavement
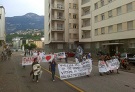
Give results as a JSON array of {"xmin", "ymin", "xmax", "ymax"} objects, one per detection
[{"xmin": 0, "ymin": 55, "xmax": 20, "ymax": 92}]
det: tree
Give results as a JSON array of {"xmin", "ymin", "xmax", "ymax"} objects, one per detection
[{"xmin": 23, "ymin": 43, "xmax": 37, "ymax": 50}]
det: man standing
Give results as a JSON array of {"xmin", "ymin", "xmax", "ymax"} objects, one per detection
[
  {"xmin": 75, "ymin": 45, "xmax": 83, "ymax": 62},
  {"xmin": 50, "ymin": 59, "xmax": 57, "ymax": 81},
  {"xmin": 32, "ymin": 58, "xmax": 41, "ymax": 82}
]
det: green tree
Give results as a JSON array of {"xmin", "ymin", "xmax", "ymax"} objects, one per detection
[{"xmin": 23, "ymin": 43, "xmax": 37, "ymax": 50}]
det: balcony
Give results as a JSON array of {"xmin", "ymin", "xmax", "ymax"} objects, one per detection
[
  {"xmin": 52, "ymin": 27, "xmax": 64, "ymax": 32},
  {"xmin": 52, "ymin": 5, "xmax": 64, "ymax": 10},
  {"xmin": 51, "ymin": 16, "xmax": 65, "ymax": 21},
  {"xmin": 81, "ymin": 0, "xmax": 90, "ymax": 5},
  {"xmin": 51, "ymin": 39, "xmax": 65, "ymax": 43}
]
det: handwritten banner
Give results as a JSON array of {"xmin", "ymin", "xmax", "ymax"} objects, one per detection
[
  {"xmin": 106, "ymin": 59, "xmax": 120, "ymax": 70},
  {"xmin": 98, "ymin": 59, "xmax": 120, "ymax": 73},
  {"xmin": 22, "ymin": 56, "xmax": 35, "ymax": 66},
  {"xmin": 58, "ymin": 59, "xmax": 92, "ymax": 80}
]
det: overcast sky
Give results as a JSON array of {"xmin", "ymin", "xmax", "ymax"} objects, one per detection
[{"xmin": 0, "ymin": 0, "xmax": 44, "ymax": 17}]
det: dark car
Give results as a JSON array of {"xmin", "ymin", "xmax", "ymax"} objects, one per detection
[
  {"xmin": 66, "ymin": 52, "xmax": 75, "ymax": 57},
  {"xmin": 120, "ymin": 53, "xmax": 135, "ymax": 63}
]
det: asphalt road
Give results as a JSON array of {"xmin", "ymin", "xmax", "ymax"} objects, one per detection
[{"xmin": 1, "ymin": 51, "xmax": 135, "ymax": 92}]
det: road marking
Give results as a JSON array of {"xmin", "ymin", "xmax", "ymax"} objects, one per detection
[{"xmin": 41, "ymin": 67, "xmax": 84, "ymax": 92}]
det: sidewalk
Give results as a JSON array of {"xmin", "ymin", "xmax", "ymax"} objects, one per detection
[{"xmin": 0, "ymin": 58, "xmax": 20, "ymax": 92}]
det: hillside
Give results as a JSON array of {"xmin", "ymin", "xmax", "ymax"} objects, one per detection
[{"xmin": 6, "ymin": 13, "xmax": 44, "ymax": 34}]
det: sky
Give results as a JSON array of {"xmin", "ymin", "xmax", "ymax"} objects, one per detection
[{"xmin": 0, "ymin": 0, "xmax": 44, "ymax": 17}]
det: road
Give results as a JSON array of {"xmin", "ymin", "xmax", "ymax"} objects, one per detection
[{"xmin": 0, "ymin": 51, "xmax": 135, "ymax": 92}]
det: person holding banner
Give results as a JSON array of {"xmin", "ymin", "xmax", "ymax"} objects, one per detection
[
  {"xmin": 50, "ymin": 59, "xmax": 57, "ymax": 81},
  {"xmin": 32, "ymin": 58, "xmax": 41, "ymax": 82}
]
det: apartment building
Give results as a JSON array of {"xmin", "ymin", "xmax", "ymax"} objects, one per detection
[
  {"xmin": 79, "ymin": 0, "xmax": 135, "ymax": 56},
  {"xmin": 0, "ymin": 5, "xmax": 6, "ymax": 51},
  {"xmin": 45, "ymin": 0, "xmax": 79, "ymax": 53}
]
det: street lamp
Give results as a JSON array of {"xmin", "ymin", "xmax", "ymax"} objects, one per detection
[{"xmin": 41, "ymin": 37, "xmax": 44, "ymax": 49}]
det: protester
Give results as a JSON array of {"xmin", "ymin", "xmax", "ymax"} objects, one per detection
[
  {"xmin": 50, "ymin": 59, "xmax": 57, "ymax": 81},
  {"xmin": 87, "ymin": 52, "xmax": 91, "ymax": 59},
  {"xmin": 65, "ymin": 53, "xmax": 68, "ymax": 63},
  {"xmin": 32, "ymin": 58, "xmax": 41, "ymax": 82}
]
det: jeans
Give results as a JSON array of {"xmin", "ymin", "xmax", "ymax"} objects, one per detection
[
  {"xmin": 51, "ymin": 71, "xmax": 55, "ymax": 80},
  {"xmin": 33, "ymin": 74, "xmax": 38, "ymax": 81}
]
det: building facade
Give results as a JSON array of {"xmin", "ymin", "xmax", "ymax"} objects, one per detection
[
  {"xmin": 45, "ymin": 0, "xmax": 79, "ymax": 53},
  {"xmin": 79, "ymin": 0, "xmax": 135, "ymax": 56},
  {"xmin": 0, "ymin": 5, "xmax": 6, "ymax": 51}
]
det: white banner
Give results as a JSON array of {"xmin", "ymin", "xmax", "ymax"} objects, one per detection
[
  {"xmin": 58, "ymin": 59, "xmax": 92, "ymax": 80},
  {"xmin": 106, "ymin": 59, "xmax": 120, "ymax": 70},
  {"xmin": 22, "ymin": 54, "xmax": 54, "ymax": 65},
  {"xmin": 98, "ymin": 60, "xmax": 109, "ymax": 73},
  {"xmin": 55, "ymin": 52, "xmax": 66, "ymax": 59},
  {"xmin": 98, "ymin": 59, "xmax": 120, "ymax": 73},
  {"xmin": 42, "ymin": 54, "xmax": 54, "ymax": 62},
  {"xmin": 22, "ymin": 56, "xmax": 35, "ymax": 66}
]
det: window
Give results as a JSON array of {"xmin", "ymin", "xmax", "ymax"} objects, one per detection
[
  {"xmin": 73, "ymin": 4, "xmax": 77, "ymax": 9},
  {"xmin": 73, "ymin": 34, "xmax": 78, "ymax": 39},
  {"xmin": 95, "ymin": 3, "xmax": 98, "ymax": 9},
  {"xmin": 73, "ymin": 24, "xmax": 77, "ymax": 29},
  {"xmin": 108, "ymin": 10, "xmax": 112, "ymax": 18},
  {"xmin": 95, "ymin": 16, "xmax": 98, "ymax": 22},
  {"xmin": 95, "ymin": 29, "xmax": 98, "ymax": 35},
  {"xmin": 101, "ymin": 27, "xmax": 105, "ymax": 34},
  {"xmin": 108, "ymin": 0, "xmax": 112, "ymax": 3},
  {"xmin": 127, "ymin": 3, "xmax": 132, "ymax": 12},
  {"xmin": 117, "ymin": 7, "xmax": 122, "ymax": 15},
  {"xmin": 73, "ymin": 14, "xmax": 77, "ymax": 19},
  {"xmin": 129, "ymin": 40, "xmax": 135, "ymax": 48},
  {"xmin": 69, "ymin": 23, "xmax": 71, "ymax": 28},
  {"xmin": 108, "ymin": 25, "xmax": 113, "ymax": 33},
  {"xmin": 101, "ymin": 0, "xmax": 104, "ymax": 7},
  {"xmin": 117, "ymin": 23, "xmax": 122, "ymax": 31},
  {"xmin": 57, "ymin": 44, "xmax": 63, "ymax": 49},
  {"xmin": 57, "ymin": 24, "xmax": 63, "ymax": 30},
  {"xmin": 101, "ymin": 13, "xmax": 105, "ymax": 20},
  {"xmin": 127, "ymin": 21, "xmax": 133, "ymax": 30},
  {"xmin": 69, "ymin": 3, "xmax": 71, "ymax": 8},
  {"xmin": 69, "ymin": 13, "xmax": 71, "ymax": 18}
]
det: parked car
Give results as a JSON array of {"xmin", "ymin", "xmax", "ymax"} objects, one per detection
[
  {"xmin": 120, "ymin": 53, "xmax": 135, "ymax": 63},
  {"xmin": 66, "ymin": 52, "xmax": 75, "ymax": 57}
]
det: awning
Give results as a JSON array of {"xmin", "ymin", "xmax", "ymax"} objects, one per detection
[{"xmin": 102, "ymin": 43, "xmax": 124, "ymax": 46}]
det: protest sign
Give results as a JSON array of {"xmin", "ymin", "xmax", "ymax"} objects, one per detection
[
  {"xmin": 106, "ymin": 59, "xmax": 120, "ymax": 70},
  {"xmin": 98, "ymin": 61, "xmax": 109, "ymax": 73},
  {"xmin": 98, "ymin": 59, "xmax": 120, "ymax": 73},
  {"xmin": 22, "ymin": 56, "xmax": 35, "ymax": 65},
  {"xmin": 58, "ymin": 59, "xmax": 92, "ymax": 80},
  {"xmin": 56, "ymin": 52, "xmax": 66, "ymax": 59},
  {"xmin": 42, "ymin": 54, "xmax": 54, "ymax": 62}
]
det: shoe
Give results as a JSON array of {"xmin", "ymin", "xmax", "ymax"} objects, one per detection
[
  {"xmin": 37, "ymin": 80, "xmax": 39, "ymax": 82},
  {"xmin": 53, "ymin": 80, "xmax": 55, "ymax": 81},
  {"xmin": 32, "ymin": 79, "xmax": 34, "ymax": 81}
]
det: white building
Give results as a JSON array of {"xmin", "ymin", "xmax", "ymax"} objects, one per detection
[
  {"xmin": 79, "ymin": 0, "xmax": 135, "ymax": 56},
  {"xmin": 0, "ymin": 5, "xmax": 6, "ymax": 51},
  {"xmin": 45, "ymin": 0, "xmax": 79, "ymax": 52}
]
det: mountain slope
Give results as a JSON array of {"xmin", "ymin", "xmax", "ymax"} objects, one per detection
[{"xmin": 6, "ymin": 13, "xmax": 44, "ymax": 34}]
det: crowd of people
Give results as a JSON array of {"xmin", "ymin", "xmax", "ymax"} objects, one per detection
[{"xmin": 22, "ymin": 45, "xmax": 132, "ymax": 83}]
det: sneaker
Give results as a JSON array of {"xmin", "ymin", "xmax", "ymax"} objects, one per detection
[
  {"xmin": 37, "ymin": 80, "xmax": 39, "ymax": 82},
  {"xmin": 53, "ymin": 80, "xmax": 55, "ymax": 81}
]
